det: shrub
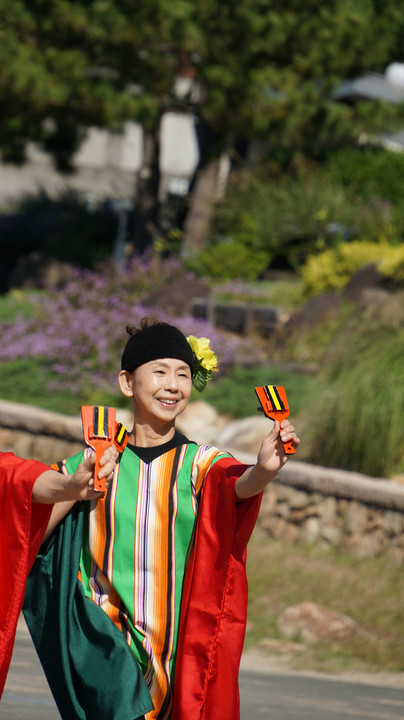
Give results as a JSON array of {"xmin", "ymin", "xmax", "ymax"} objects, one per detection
[
  {"xmin": 325, "ymin": 146, "xmax": 404, "ymax": 206},
  {"xmin": 207, "ymin": 156, "xmax": 404, "ymax": 278},
  {"xmin": 379, "ymin": 245, "xmax": 404, "ymax": 288},
  {"xmin": 301, "ymin": 241, "xmax": 390, "ymax": 296},
  {"xmin": 188, "ymin": 239, "xmax": 270, "ymax": 281},
  {"xmin": 210, "ymin": 167, "xmax": 355, "ymax": 272},
  {"xmin": 304, "ymin": 325, "xmax": 404, "ymax": 478}
]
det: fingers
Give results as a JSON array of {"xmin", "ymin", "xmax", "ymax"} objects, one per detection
[
  {"xmin": 280, "ymin": 419, "xmax": 300, "ymax": 448},
  {"xmin": 71, "ymin": 446, "xmax": 119, "ymax": 500},
  {"xmin": 98, "ymin": 446, "xmax": 119, "ymax": 480},
  {"xmin": 81, "ymin": 451, "xmax": 96, "ymax": 469},
  {"xmin": 99, "ymin": 447, "xmax": 119, "ymax": 478},
  {"xmin": 99, "ymin": 445, "xmax": 119, "ymax": 466}
]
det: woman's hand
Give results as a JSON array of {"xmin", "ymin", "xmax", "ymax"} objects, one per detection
[
  {"xmin": 32, "ymin": 445, "xmax": 119, "ymax": 504},
  {"xmin": 66, "ymin": 446, "xmax": 118, "ymax": 501},
  {"xmin": 235, "ymin": 419, "xmax": 300, "ymax": 500}
]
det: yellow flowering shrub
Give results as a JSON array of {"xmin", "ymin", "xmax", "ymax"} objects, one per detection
[
  {"xmin": 378, "ymin": 245, "xmax": 404, "ymax": 286},
  {"xmin": 302, "ymin": 241, "xmax": 390, "ymax": 297}
]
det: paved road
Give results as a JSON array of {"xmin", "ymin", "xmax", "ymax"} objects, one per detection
[
  {"xmin": 3, "ymin": 620, "xmax": 404, "ymax": 719},
  {"xmin": 239, "ymin": 670, "xmax": 404, "ymax": 719}
]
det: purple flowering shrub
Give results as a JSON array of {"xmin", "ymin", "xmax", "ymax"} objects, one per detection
[{"xmin": 0, "ymin": 257, "xmax": 248, "ymax": 400}]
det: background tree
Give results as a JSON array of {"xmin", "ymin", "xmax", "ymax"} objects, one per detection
[{"xmin": 1, "ymin": 0, "xmax": 404, "ymax": 252}]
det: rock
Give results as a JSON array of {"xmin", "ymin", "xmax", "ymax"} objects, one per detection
[
  {"xmin": 342, "ymin": 263, "xmax": 383, "ymax": 302},
  {"xmin": 260, "ymin": 484, "xmax": 278, "ymax": 516},
  {"xmin": 343, "ymin": 530, "xmax": 387, "ymax": 558},
  {"xmin": 283, "ymin": 523, "xmax": 299, "ymax": 543},
  {"xmin": 320, "ymin": 524, "xmax": 342, "ymax": 547},
  {"xmin": 277, "ymin": 602, "xmax": 357, "ymax": 644},
  {"xmin": 284, "ymin": 292, "xmax": 342, "ymax": 334},
  {"xmin": 344, "ymin": 500, "xmax": 369, "ymax": 534},
  {"xmin": 321, "ymin": 496, "xmax": 338, "ymax": 523},
  {"xmin": 383, "ymin": 510, "xmax": 403, "ymax": 536},
  {"xmin": 142, "ymin": 275, "xmax": 209, "ymax": 316},
  {"xmin": 176, "ymin": 400, "xmax": 228, "ymax": 446},
  {"xmin": 289, "ymin": 489, "xmax": 310, "ymax": 510},
  {"xmin": 275, "ymin": 501, "xmax": 290, "ymax": 519},
  {"xmin": 299, "ymin": 517, "xmax": 321, "ymax": 543},
  {"xmin": 216, "ymin": 415, "xmax": 271, "ymax": 454},
  {"xmin": 265, "ymin": 516, "xmax": 287, "ymax": 539}
]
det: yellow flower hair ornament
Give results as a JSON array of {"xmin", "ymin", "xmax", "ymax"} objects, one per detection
[{"xmin": 186, "ymin": 335, "xmax": 219, "ymax": 392}]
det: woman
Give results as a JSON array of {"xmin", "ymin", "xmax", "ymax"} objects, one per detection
[{"xmin": 24, "ymin": 320, "xmax": 300, "ymax": 720}]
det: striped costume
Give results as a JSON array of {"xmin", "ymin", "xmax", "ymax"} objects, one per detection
[
  {"xmin": 56, "ymin": 434, "xmax": 232, "ymax": 719},
  {"xmin": 24, "ymin": 432, "xmax": 262, "ymax": 719}
]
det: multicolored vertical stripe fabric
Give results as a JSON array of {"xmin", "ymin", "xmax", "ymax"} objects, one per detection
[{"xmin": 59, "ymin": 443, "xmax": 230, "ymax": 720}]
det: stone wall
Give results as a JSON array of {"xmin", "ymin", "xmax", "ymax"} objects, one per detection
[
  {"xmin": 1, "ymin": 398, "xmax": 404, "ymax": 562},
  {"xmin": 191, "ymin": 297, "xmax": 280, "ymax": 336},
  {"xmin": 259, "ymin": 462, "xmax": 404, "ymax": 563},
  {"xmin": 0, "ymin": 399, "xmax": 133, "ymax": 464}
]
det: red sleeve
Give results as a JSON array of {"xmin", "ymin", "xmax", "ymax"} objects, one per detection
[
  {"xmin": 173, "ymin": 458, "xmax": 262, "ymax": 720},
  {"xmin": 0, "ymin": 453, "xmax": 53, "ymax": 697}
]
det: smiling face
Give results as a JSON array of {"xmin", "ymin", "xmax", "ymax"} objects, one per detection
[{"xmin": 118, "ymin": 357, "xmax": 193, "ymax": 432}]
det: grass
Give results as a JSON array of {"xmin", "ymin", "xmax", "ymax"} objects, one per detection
[
  {"xmin": 246, "ymin": 531, "xmax": 404, "ymax": 674},
  {"xmin": 212, "ymin": 276, "xmax": 304, "ymax": 310},
  {"xmin": 0, "ymin": 358, "xmax": 80, "ymax": 414},
  {"xmin": 202, "ymin": 364, "xmax": 326, "ymax": 420},
  {"xmin": 305, "ymin": 324, "xmax": 404, "ymax": 477},
  {"xmin": 0, "ymin": 358, "xmax": 127, "ymax": 415},
  {"xmin": 0, "ymin": 288, "xmax": 40, "ymax": 322}
]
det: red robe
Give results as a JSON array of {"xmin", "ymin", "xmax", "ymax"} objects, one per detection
[
  {"xmin": 0, "ymin": 452, "xmax": 53, "ymax": 697},
  {"xmin": 173, "ymin": 457, "xmax": 262, "ymax": 720}
]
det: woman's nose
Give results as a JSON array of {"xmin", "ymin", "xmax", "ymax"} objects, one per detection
[{"xmin": 165, "ymin": 373, "xmax": 179, "ymax": 389}]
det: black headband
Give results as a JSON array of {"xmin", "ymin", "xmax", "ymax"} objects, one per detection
[{"xmin": 121, "ymin": 323, "xmax": 195, "ymax": 374}]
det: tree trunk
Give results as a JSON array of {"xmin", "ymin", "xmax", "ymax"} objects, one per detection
[
  {"xmin": 182, "ymin": 159, "xmax": 219, "ymax": 254},
  {"xmin": 132, "ymin": 130, "xmax": 160, "ymax": 254}
]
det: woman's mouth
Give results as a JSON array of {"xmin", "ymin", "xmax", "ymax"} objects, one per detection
[{"xmin": 158, "ymin": 398, "xmax": 178, "ymax": 406}]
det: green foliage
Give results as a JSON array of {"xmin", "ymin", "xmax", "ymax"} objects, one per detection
[
  {"xmin": 0, "ymin": 358, "xmax": 83, "ymax": 414},
  {"xmin": 209, "ymin": 160, "xmax": 396, "ymax": 274},
  {"xmin": 187, "ymin": 239, "xmax": 270, "ymax": 281},
  {"xmin": 324, "ymin": 146, "xmax": 404, "ymax": 241},
  {"xmin": 325, "ymin": 147, "xmax": 404, "ymax": 206},
  {"xmin": 301, "ymin": 241, "xmax": 389, "ymax": 296},
  {"xmin": 203, "ymin": 365, "xmax": 325, "ymax": 419},
  {"xmin": 304, "ymin": 325, "xmax": 404, "ymax": 477},
  {"xmin": 1, "ymin": 1, "xmax": 404, "ymax": 165}
]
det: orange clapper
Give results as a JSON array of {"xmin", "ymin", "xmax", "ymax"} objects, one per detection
[
  {"xmin": 81, "ymin": 405, "xmax": 129, "ymax": 491},
  {"xmin": 255, "ymin": 385, "xmax": 295, "ymax": 454}
]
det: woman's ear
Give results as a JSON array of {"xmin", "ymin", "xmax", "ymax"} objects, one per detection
[{"xmin": 118, "ymin": 370, "xmax": 134, "ymax": 398}]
